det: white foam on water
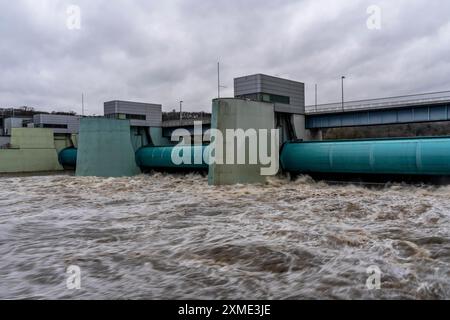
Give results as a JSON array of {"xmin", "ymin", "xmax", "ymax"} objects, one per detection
[{"xmin": 0, "ymin": 173, "xmax": 449, "ymax": 299}]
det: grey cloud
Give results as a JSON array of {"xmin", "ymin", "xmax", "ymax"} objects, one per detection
[{"xmin": 0, "ymin": 0, "xmax": 449, "ymax": 114}]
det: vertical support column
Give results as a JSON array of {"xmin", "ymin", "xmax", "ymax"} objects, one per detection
[
  {"xmin": 76, "ymin": 118, "xmax": 140, "ymax": 177},
  {"xmin": 208, "ymin": 99, "xmax": 277, "ymax": 185}
]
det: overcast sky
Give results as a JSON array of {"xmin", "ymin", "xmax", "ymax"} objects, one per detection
[{"xmin": 1, "ymin": 0, "xmax": 449, "ymax": 114}]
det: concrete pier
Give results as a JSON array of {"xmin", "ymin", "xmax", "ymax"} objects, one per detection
[
  {"xmin": 76, "ymin": 118, "xmax": 140, "ymax": 177},
  {"xmin": 208, "ymin": 99, "xmax": 277, "ymax": 185}
]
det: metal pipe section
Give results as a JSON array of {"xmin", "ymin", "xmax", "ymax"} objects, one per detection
[
  {"xmin": 58, "ymin": 147, "xmax": 77, "ymax": 168},
  {"xmin": 280, "ymin": 137, "xmax": 450, "ymax": 176},
  {"xmin": 58, "ymin": 146, "xmax": 210, "ymax": 171},
  {"xmin": 135, "ymin": 145, "xmax": 209, "ymax": 170},
  {"xmin": 62, "ymin": 137, "xmax": 450, "ymax": 177}
]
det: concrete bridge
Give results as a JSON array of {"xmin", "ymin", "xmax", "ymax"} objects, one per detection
[{"xmin": 306, "ymin": 91, "xmax": 450, "ymax": 129}]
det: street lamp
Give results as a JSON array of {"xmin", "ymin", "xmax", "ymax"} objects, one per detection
[
  {"xmin": 179, "ymin": 101, "xmax": 183, "ymax": 126},
  {"xmin": 341, "ymin": 76, "xmax": 346, "ymax": 112},
  {"xmin": 315, "ymin": 84, "xmax": 318, "ymax": 112}
]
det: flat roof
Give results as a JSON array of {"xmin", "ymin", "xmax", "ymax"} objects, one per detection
[
  {"xmin": 104, "ymin": 100, "xmax": 162, "ymax": 106},
  {"xmin": 234, "ymin": 73, "xmax": 304, "ymax": 85}
]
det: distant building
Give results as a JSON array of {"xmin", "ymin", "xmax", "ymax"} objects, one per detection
[
  {"xmin": 104, "ymin": 101, "xmax": 162, "ymax": 127},
  {"xmin": 234, "ymin": 74, "xmax": 305, "ymax": 114},
  {"xmin": 33, "ymin": 114, "xmax": 81, "ymax": 134},
  {"xmin": 1, "ymin": 108, "xmax": 36, "ymax": 136},
  {"xmin": 4, "ymin": 117, "xmax": 32, "ymax": 136}
]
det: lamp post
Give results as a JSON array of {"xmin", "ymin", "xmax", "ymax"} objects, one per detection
[
  {"xmin": 315, "ymin": 84, "xmax": 318, "ymax": 112},
  {"xmin": 341, "ymin": 76, "xmax": 346, "ymax": 112},
  {"xmin": 179, "ymin": 101, "xmax": 183, "ymax": 126},
  {"xmin": 217, "ymin": 62, "xmax": 220, "ymax": 99}
]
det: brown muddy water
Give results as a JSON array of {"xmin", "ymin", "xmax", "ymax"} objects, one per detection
[{"xmin": 0, "ymin": 173, "xmax": 449, "ymax": 299}]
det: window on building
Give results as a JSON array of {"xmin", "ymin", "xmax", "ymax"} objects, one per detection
[
  {"xmin": 42, "ymin": 124, "xmax": 68, "ymax": 129},
  {"xmin": 110, "ymin": 113, "xmax": 146, "ymax": 121},
  {"xmin": 264, "ymin": 93, "xmax": 290, "ymax": 105},
  {"xmin": 261, "ymin": 94, "xmax": 271, "ymax": 102},
  {"xmin": 236, "ymin": 93, "xmax": 258, "ymax": 101},
  {"xmin": 236, "ymin": 93, "xmax": 290, "ymax": 105},
  {"xmin": 125, "ymin": 114, "xmax": 146, "ymax": 121}
]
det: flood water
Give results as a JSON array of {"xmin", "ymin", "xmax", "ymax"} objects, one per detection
[{"xmin": 0, "ymin": 173, "xmax": 449, "ymax": 299}]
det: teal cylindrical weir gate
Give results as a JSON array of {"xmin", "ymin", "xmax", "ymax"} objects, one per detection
[
  {"xmin": 135, "ymin": 145, "xmax": 209, "ymax": 170},
  {"xmin": 58, "ymin": 147, "xmax": 77, "ymax": 168},
  {"xmin": 280, "ymin": 137, "xmax": 450, "ymax": 176}
]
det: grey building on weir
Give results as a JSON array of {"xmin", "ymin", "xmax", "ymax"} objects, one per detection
[
  {"xmin": 234, "ymin": 74, "xmax": 307, "ymax": 141},
  {"xmin": 33, "ymin": 114, "xmax": 81, "ymax": 134},
  {"xmin": 234, "ymin": 74, "xmax": 305, "ymax": 115},
  {"xmin": 104, "ymin": 100, "xmax": 162, "ymax": 127}
]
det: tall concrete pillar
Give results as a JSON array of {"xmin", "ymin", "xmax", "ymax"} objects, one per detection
[
  {"xmin": 76, "ymin": 118, "xmax": 140, "ymax": 177},
  {"xmin": 208, "ymin": 99, "xmax": 278, "ymax": 185}
]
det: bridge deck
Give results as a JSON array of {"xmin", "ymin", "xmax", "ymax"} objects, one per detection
[{"xmin": 306, "ymin": 91, "xmax": 450, "ymax": 129}]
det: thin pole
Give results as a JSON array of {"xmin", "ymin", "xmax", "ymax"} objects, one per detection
[
  {"xmin": 315, "ymin": 84, "xmax": 318, "ymax": 112},
  {"xmin": 179, "ymin": 101, "xmax": 183, "ymax": 126},
  {"xmin": 217, "ymin": 62, "xmax": 220, "ymax": 99},
  {"xmin": 341, "ymin": 76, "xmax": 345, "ymax": 112},
  {"xmin": 82, "ymin": 93, "xmax": 84, "ymax": 116}
]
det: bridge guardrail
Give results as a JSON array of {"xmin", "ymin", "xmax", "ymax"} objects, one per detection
[{"xmin": 306, "ymin": 91, "xmax": 450, "ymax": 114}]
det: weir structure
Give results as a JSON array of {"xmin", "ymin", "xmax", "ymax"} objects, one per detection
[
  {"xmin": 56, "ymin": 80, "xmax": 450, "ymax": 184},
  {"xmin": 3, "ymin": 73, "xmax": 450, "ymax": 183}
]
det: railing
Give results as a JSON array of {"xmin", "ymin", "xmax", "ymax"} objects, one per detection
[
  {"xmin": 162, "ymin": 112, "xmax": 211, "ymax": 127},
  {"xmin": 306, "ymin": 90, "xmax": 450, "ymax": 114},
  {"xmin": 162, "ymin": 112, "xmax": 211, "ymax": 122},
  {"xmin": 162, "ymin": 118, "xmax": 212, "ymax": 128}
]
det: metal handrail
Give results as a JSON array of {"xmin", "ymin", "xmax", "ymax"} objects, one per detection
[
  {"xmin": 162, "ymin": 118, "xmax": 212, "ymax": 128},
  {"xmin": 306, "ymin": 90, "xmax": 450, "ymax": 114}
]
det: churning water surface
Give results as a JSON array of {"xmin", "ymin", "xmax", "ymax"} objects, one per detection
[{"xmin": 0, "ymin": 173, "xmax": 449, "ymax": 299}]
